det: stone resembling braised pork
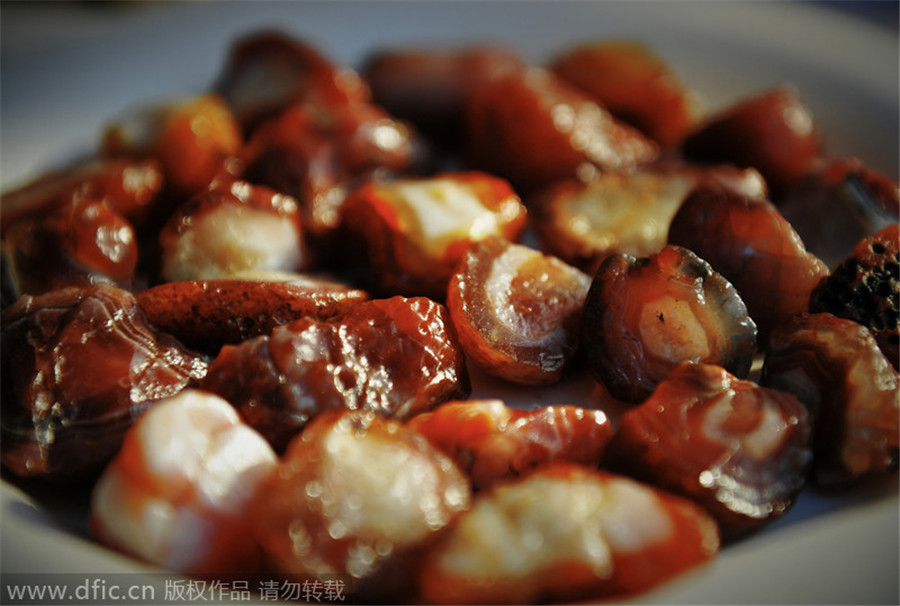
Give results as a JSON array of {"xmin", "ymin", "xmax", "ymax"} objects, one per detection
[
  {"xmin": 447, "ymin": 236, "xmax": 590, "ymax": 385},
  {"xmin": 761, "ymin": 312, "xmax": 899, "ymax": 487},
  {"xmin": 603, "ymin": 362, "xmax": 812, "ymax": 539},
  {"xmin": 408, "ymin": 399, "xmax": 611, "ymax": 491},
  {"xmin": 1, "ymin": 284, "xmax": 208, "ymax": 481},
  {"xmin": 418, "ymin": 464, "xmax": 719, "ymax": 604},
  {"xmin": 581, "ymin": 244, "xmax": 757, "ymax": 403},
  {"xmin": 200, "ymin": 296, "xmax": 470, "ymax": 451},
  {"xmin": 252, "ymin": 409, "xmax": 471, "ymax": 602}
]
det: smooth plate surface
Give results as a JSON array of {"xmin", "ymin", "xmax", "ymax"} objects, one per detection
[{"xmin": 1, "ymin": 1, "xmax": 898, "ymax": 604}]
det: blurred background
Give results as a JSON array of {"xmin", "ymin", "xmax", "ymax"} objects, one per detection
[
  {"xmin": 2, "ymin": 0, "xmax": 898, "ymax": 188},
  {"xmin": 1, "ymin": 1, "xmax": 897, "ymax": 65}
]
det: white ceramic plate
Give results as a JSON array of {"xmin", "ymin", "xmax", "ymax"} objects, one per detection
[{"xmin": 2, "ymin": 1, "xmax": 898, "ymax": 604}]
